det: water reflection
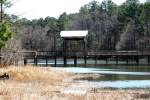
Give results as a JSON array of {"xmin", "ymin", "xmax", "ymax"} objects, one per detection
[
  {"xmin": 55, "ymin": 67, "xmax": 150, "ymax": 75},
  {"xmin": 53, "ymin": 64, "xmax": 150, "ymax": 88},
  {"xmin": 28, "ymin": 59, "xmax": 150, "ymax": 88},
  {"xmin": 79, "ymin": 80, "xmax": 150, "ymax": 88}
]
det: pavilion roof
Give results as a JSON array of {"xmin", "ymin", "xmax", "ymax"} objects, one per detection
[{"xmin": 60, "ymin": 30, "xmax": 88, "ymax": 38}]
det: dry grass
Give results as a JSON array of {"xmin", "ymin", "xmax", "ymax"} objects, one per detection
[
  {"xmin": 0, "ymin": 65, "xmax": 69, "ymax": 84},
  {"xmin": 0, "ymin": 66, "xmax": 150, "ymax": 100}
]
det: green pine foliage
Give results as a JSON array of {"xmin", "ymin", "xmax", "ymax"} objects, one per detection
[{"xmin": 0, "ymin": 20, "xmax": 13, "ymax": 48}]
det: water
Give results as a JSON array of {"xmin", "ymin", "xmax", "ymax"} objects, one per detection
[
  {"xmin": 54, "ymin": 65, "xmax": 150, "ymax": 89},
  {"xmin": 28, "ymin": 59, "xmax": 150, "ymax": 88}
]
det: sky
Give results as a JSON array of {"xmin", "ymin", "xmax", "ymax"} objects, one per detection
[{"xmin": 6, "ymin": 0, "xmax": 147, "ymax": 20}]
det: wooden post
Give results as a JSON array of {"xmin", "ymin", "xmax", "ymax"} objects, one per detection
[
  {"xmin": 95, "ymin": 56, "xmax": 97, "ymax": 65},
  {"xmin": 84, "ymin": 39, "xmax": 87, "ymax": 66},
  {"xmin": 46, "ymin": 57, "xmax": 48, "ymax": 66},
  {"xmin": 63, "ymin": 39, "xmax": 67, "ymax": 66},
  {"xmin": 34, "ymin": 57, "xmax": 38, "ymax": 66},
  {"xmin": 64, "ymin": 56, "xmax": 67, "ymax": 66},
  {"xmin": 84, "ymin": 56, "xmax": 87, "ymax": 66},
  {"xmin": 126, "ymin": 59, "xmax": 129, "ymax": 64},
  {"xmin": 74, "ymin": 56, "xmax": 77, "ymax": 66},
  {"xmin": 24, "ymin": 58, "xmax": 27, "ymax": 65},
  {"xmin": 54, "ymin": 56, "xmax": 57, "ymax": 67},
  {"xmin": 106, "ymin": 58, "xmax": 108, "ymax": 64},
  {"xmin": 148, "ymin": 56, "xmax": 150, "ymax": 65},
  {"xmin": 54, "ymin": 32, "xmax": 57, "ymax": 67},
  {"xmin": 116, "ymin": 56, "xmax": 118, "ymax": 65},
  {"xmin": 136, "ymin": 56, "xmax": 139, "ymax": 65}
]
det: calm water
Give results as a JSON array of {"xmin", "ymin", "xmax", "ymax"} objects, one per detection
[{"xmin": 29, "ymin": 59, "xmax": 150, "ymax": 88}]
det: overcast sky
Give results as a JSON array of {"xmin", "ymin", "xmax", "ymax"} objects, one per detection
[{"xmin": 6, "ymin": 0, "xmax": 147, "ymax": 20}]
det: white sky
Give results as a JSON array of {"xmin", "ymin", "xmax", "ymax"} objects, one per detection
[{"xmin": 6, "ymin": 0, "xmax": 147, "ymax": 20}]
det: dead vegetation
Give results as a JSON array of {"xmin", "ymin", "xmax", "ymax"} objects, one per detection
[
  {"xmin": 0, "ymin": 66, "xmax": 69, "ymax": 84},
  {"xmin": 71, "ymin": 73, "xmax": 103, "ymax": 81},
  {"xmin": 0, "ymin": 66, "xmax": 150, "ymax": 100}
]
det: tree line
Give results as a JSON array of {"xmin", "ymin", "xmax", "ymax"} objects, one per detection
[{"xmin": 1, "ymin": 0, "xmax": 150, "ymax": 52}]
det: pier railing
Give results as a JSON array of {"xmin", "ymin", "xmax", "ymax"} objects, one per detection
[
  {"xmin": 1, "ymin": 50, "xmax": 150, "ymax": 59},
  {"xmin": 21, "ymin": 50, "xmax": 150, "ymax": 58},
  {"xmin": 1, "ymin": 50, "xmax": 150, "ymax": 65}
]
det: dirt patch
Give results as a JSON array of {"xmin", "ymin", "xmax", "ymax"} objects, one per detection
[
  {"xmin": 72, "ymin": 73, "xmax": 103, "ymax": 81},
  {"xmin": 134, "ymin": 93, "xmax": 150, "ymax": 99},
  {"xmin": 0, "ymin": 92, "xmax": 8, "ymax": 96}
]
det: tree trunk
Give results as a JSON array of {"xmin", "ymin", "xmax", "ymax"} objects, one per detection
[{"xmin": 0, "ymin": 1, "xmax": 3, "ymax": 65}]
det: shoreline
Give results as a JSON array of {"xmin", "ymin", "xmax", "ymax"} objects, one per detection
[{"xmin": 0, "ymin": 66, "xmax": 150, "ymax": 100}]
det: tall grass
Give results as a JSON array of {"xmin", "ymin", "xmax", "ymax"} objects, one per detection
[
  {"xmin": 0, "ymin": 66, "xmax": 149, "ymax": 100},
  {"xmin": 0, "ymin": 65, "xmax": 68, "ymax": 84}
]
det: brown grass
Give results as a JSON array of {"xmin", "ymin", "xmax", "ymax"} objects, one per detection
[
  {"xmin": 0, "ymin": 66, "xmax": 150, "ymax": 100},
  {"xmin": 0, "ymin": 65, "xmax": 69, "ymax": 84}
]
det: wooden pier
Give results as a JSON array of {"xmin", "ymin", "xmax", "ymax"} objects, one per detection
[
  {"xmin": 23, "ymin": 50, "xmax": 150, "ymax": 66},
  {"xmin": 22, "ymin": 31, "xmax": 150, "ymax": 66}
]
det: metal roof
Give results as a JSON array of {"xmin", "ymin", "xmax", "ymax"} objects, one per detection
[{"xmin": 60, "ymin": 30, "xmax": 88, "ymax": 38}]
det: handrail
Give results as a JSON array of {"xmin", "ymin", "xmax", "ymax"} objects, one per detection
[
  {"xmin": 17, "ymin": 50, "xmax": 37, "ymax": 58},
  {"xmin": 1, "ymin": 50, "xmax": 150, "ymax": 58}
]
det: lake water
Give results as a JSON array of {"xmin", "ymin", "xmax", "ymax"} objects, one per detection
[
  {"xmin": 54, "ymin": 65, "xmax": 150, "ymax": 89},
  {"xmin": 29, "ymin": 59, "xmax": 150, "ymax": 89}
]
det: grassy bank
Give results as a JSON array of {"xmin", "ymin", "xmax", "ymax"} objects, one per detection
[
  {"xmin": 0, "ymin": 66, "xmax": 68, "ymax": 84},
  {"xmin": 0, "ymin": 66, "xmax": 150, "ymax": 100}
]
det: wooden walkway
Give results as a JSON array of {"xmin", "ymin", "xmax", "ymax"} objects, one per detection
[{"xmin": 23, "ymin": 50, "xmax": 150, "ymax": 66}]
